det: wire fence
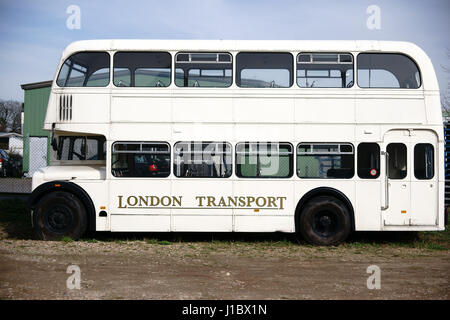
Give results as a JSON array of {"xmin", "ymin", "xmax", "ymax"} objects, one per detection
[
  {"xmin": 0, "ymin": 177, "xmax": 32, "ymax": 194},
  {"xmin": 0, "ymin": 135, "xmax": 49, "ymax": 194}
]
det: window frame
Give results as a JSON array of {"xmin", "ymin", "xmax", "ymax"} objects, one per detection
[
  {"xmin": 174, "ymin": 52, "xmax": 233, "ymax": 88},
  {"xmin": 296, "ymin": 142, "xmax": 355, "ymax": 179},
  {"xmin": 357, "ymin": 142, "xmax": 381, "ymax": 179},
  {"xmin": 235, "ymin": 52, "xmax": 294, "ymax": 88},
  {"xmin": 386, "ymin": 142, "xmax": 408, "ymax": 180},
  {"xmin": 296, "ymin": 52, "xmax": 355, "ymax": 88},
  {"xmin": 356, "ymin": 52, "xmax": 422, "ymax": 89},
  {"xmin": 111, "ymin": 141, "xmax": 171, "ymax": 178},
  {"xmin": 112, "ymin": 51, "xmax": 172, "ymax": 88},
  {"xmin": 413, "ymin": 143, "xmax": 435, "ymax": 180},
  {"xmin": 173, "ymin": 141, "xmax": 233, "ymax": 178},
  {"xmin": 235, "ymin": 142, "xmax": 294, "ymax": 179},
  {"xmin": 56, "ymin": 135, "xmax": 106, "ymax": 161},
  {"xmin": 56, "ymin": 51, "xmax": 111, "ymax": 88}
]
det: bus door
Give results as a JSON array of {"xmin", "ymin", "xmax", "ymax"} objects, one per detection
[
  {"xmin": 410, "ymin": 130, "xmax": 438, "ymax": 226},
  {"xmin": 381, "ymin": 130, "xmax": 438, "ymax": 227},
  {"xmin": 381, "ymin": 130, "xmax": 411, "ymax": 226}
]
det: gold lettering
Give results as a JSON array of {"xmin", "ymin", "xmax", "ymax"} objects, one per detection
[
  {"xmin": 138, "ymin": 196, "xmax": 148, "ymax": 207},
  {"xmin": 238, "ymin": 196, "xmax": 246, "ymax": 207},
  {"xmin": 196, "ymin": 196, "xmax": 206, "ymax": 207},
  {"xmin": 207, "ymin": 196, "xmax": 217, "ymax": 207},
  {"xmin": 267, "ymin": 196, "xmax": 276, "ymax": 208},
  {"xmin": 127, "ymin": 196, "xmax": 138, "ymax": 207},
  {"xmin": 150, "ymin": 196, "xmax": 160, "ymax": 206},
  {"xmin": 218, "ymin": 197, "xmax": 227, "ymax": 207},
  {"xmin": 161, "ymin": 196, "xmax": 171, "ymax": 206},
  {"xmin": 227, "ymin": 196, "xmax": 237, "ymax": 207},
  {"xmin": 247, "ymin": 196, "xmax": 255, "ymax": 207},
  {"xmin": 118, "ymin": 195, "xmax": 127, "ymax": 208},
  {"xmin": 277, "ymin": 197, "xmax": 287, "ymax": 210},
  {"xmin": 256, "ymin": 197, "xmax": 267, "ymax": 207},
  {"xmin": 172, "ymin": 196, "xmax": 182, "ymax": 207}
]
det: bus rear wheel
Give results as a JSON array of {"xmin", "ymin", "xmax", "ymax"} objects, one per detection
[
  {"xmin": 298, "ymin": 196, "xmax": 351, "ymax": 246},
  {"xmin": 33, "ymin": 191, "xmax": 87, "ymax": 240}
]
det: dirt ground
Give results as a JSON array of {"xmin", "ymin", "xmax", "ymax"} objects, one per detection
[
  {"xmin": 0, "ymin": 198, "xmax": 448, "ymax": 300},
  {"xmin": 0, "ymin": 235, "xmax": 448, "ymax": 300}
]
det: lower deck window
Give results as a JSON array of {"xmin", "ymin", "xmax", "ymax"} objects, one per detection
[
  {"xmin": 387, "ymin": 143, "xmax": 407, "ymax": 179},
  {"xmin": 174, "ymin": 142, "xmax": 232, "ymax": 178},
  {"xmin": 297, "ymin": 143, "xmax": 354, "ymax": 178},
  {"xmin": 357, "ymin": 143, "xmax": 380, "ymax": 179},
  {"xmin": 112, "ymin": 142, "xmax": 170, "ymax": 177},
  {"xmin": 236, "ymin": 142, "xmax": 293, "ymax": 178},
  {"xmin": 414, "ymin": 143, "xmax": 434, "ymax": 179}
]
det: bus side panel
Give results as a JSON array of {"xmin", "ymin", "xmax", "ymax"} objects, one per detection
[
  {"xmin": 72, "ymin": 181, "xmax": 110, "ymax": 231},
  {"xmin": 355, "ymin": 181, "xmax": 382, "ymax": 230},
  {"xmin": 294, "ymin": 97, "xmax": 355, "ymax": 123},
  {"xmin": 111, "ymin": 95, "xmax": 171, "ymax": 123},
  {"xmin": 109, "ymin": 179, "xmax": 172, "ymax": 232},
  {"xmin": 170, "ymin": 179, "xmax": 233, "ymax": 232},
  {"xmin": 356, "ymin": 95, "xmax": 425, "ymax": 124},
  {"xmin": 233, "ymin": 180, "xmax": 295, "ymax": 232}
]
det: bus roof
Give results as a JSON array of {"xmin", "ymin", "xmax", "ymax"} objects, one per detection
[{"xmin": 63, "ymin": 39, "xmax": 422, "ymax": 54}]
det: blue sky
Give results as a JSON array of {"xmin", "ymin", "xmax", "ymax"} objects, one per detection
[{"xmin": 0, "ymin": 0, "xmax": 449, "ymax": 101}]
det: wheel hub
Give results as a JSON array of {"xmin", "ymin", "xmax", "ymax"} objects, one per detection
[
  {"xmin": 319, "ymin": 215, "xmax": 332, "ymax": 227},
  {"xmin": 45, "ymin": 205, "xmax": 73, "ymax": 233}
]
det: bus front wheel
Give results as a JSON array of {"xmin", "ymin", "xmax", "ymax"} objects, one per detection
[
  {"xmin": 298, "ymin": 196, "xmax": 351, "ymax": 246},
  {"xmin": 33, "ymin": 191, "xmax": 87, "ymax": 240}
]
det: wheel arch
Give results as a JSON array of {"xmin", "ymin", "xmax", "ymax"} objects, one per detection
[
  {"xmin": 29, "ymin": 181, "xmax": 96, "ymax": 231},
  {"xmin": 295, "ymin": 187, "xmax": 355, "ymax": 233}
]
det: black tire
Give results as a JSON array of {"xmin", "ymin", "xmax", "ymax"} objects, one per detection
[
  {"xmin": 298, "ymin": 196, "xmax": 351, "ymax": 246},
  {"xmin": 33, "ymin": 191, "xmax": 87, "ymax": 240}
]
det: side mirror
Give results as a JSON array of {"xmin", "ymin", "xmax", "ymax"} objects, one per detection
[
  {"xmin": 51, "ymin": 137, "xmax": 58, "ymax": 151},
  {"xmin": 51, "ymin": 123, "xmax": 58, "ymax": 151}
]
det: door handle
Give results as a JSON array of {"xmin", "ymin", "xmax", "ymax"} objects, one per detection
[{"xmin": 381, "ymin": 151, "xmax": 389, "ymax": 210}]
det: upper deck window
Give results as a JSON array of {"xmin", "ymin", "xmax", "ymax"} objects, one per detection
[
  {"xmin": 56, "ymin": 52, "xmax": 110, "ymax": 87},
  {"xmin": 175, "ymin": 53, "xmax": 232, "ymax": 87},
  {"xmin": 236, "ymin": 53, "xmax": 293, "ymax": 88},
  {"xmin": 113, "ymin": 52, "xmax": 171, "ymax": 87},
  {"xmin": 357, "ymin": 53, "xmax": 421, "ymax": 89},
  {"xmin": 297, "ymin": 53, "xmax": 354, "ymax": 88}
]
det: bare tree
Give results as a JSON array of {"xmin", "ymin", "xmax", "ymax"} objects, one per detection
[
  {"xmin": 0, "ymin": 100, "xmax": 22, "ymax": 133},
  {"xmin": 442, "ymin": 48, "xmax": 450, "ymax": 115}
]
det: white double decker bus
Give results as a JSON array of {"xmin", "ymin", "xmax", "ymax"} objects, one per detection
[{"xmin": 30, "ymin": 40, "xmax": 445, "ymax": 245}]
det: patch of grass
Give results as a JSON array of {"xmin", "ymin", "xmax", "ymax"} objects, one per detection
[
  {"xmin": 158, "ymin": 240, "xmax": 171, "ymax": 245},
  {"xmin": 61, "ymin": 236, "xmax": 73, "ymax": 243},
  {"xmin": 145, "ymin": 238, "xmax": 159, "ymax": 244}
]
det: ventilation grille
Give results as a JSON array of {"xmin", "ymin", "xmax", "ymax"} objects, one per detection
[{"xmin": 59, "ymin": 95, "xmax": 72, "ymax": 121}]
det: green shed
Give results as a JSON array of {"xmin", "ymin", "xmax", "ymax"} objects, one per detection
[{"xmin": 20, "ymin": 80, "xmax": 52, "ymax": 176}]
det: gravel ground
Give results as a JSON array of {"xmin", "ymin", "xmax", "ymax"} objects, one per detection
[
  {"xmin": 0, "ymin": 199, "xmax": 448, "ymax": 300},
  {"xmin": 0, "ymin": 236, "xmax": 449, "ymax": 300}
]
